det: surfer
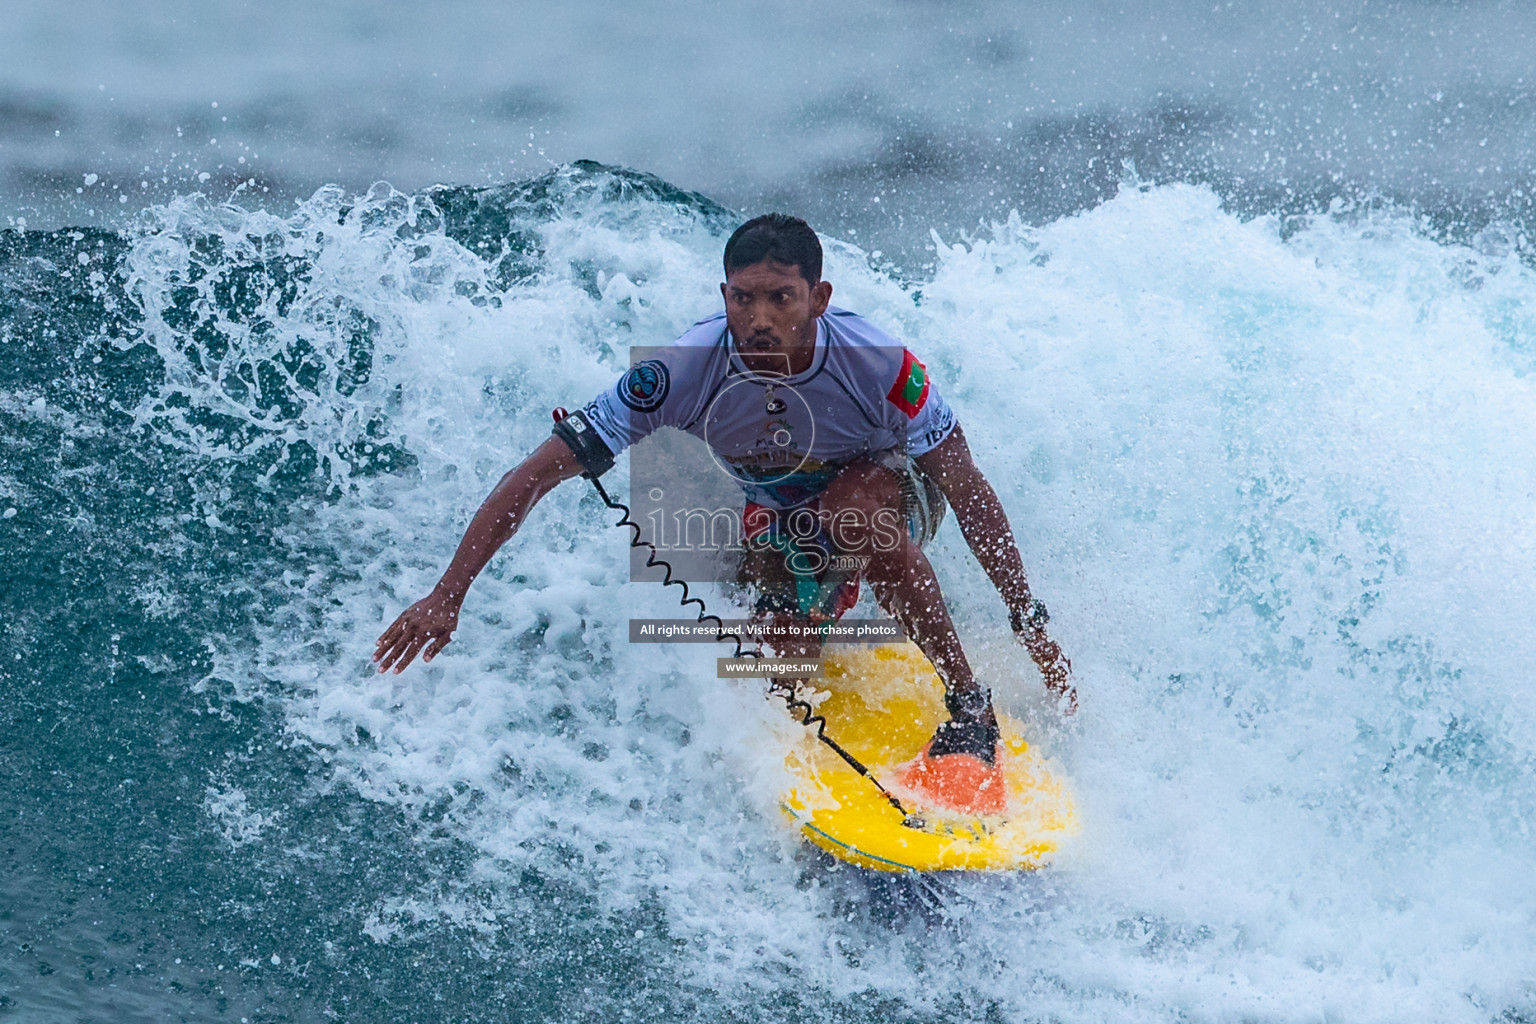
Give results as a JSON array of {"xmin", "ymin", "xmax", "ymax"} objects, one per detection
[{"xmin": 374, "ymin": 214, "xmax": 1074, "ymax": 766}]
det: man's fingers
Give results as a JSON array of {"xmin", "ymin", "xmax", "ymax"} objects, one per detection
[
  {"xmin": 375, "ymin": 636, "xmax": 406, "ymax": 674},
  {"xmin": 392, "ymin": 638, "xmax": 425, "ymax": 674},
  {"xmin": 375, "ymin": 617, "xmax": 408, "ymax": 660},
  {"xmin": 391, "ymin": 634, "xmax": 431, "ymax": 674},
  {"xmin": 1035, "ymin": 656, "xmax": 1077, "ymax": 715},
  {"xmin": 375, "ymin": 624, "xmax": 421, "ymax": 673},
  {"xmin": 374, "ymin": 601, "xmax": 458, "ymax": 674},
  {"xmin": 385, "ymin": 643, "xmax": 416, "ymax": 675},
  {"xmin": 422, "ymin": 632, "xmax": 452, "ymax": 662}
]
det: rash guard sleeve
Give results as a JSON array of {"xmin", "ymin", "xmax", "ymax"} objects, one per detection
[
  {"xmin": 883, "ymin": 348, "xmax": 957, "ymax": 457},
  {"xmin": 579, "ymin": 317, "xmax": 729, "ymax": 457}
]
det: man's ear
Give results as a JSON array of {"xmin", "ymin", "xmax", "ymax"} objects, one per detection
[
  {"xmin": 720, "ymin": 281, "xmax": 729, "ymax": 304},
  {"xmin": 810, "ymin": 280, "xmax": 833, "ymax": 316}
]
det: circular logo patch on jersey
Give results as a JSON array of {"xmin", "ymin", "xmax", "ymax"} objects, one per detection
[{"xmin": 618, "ymin": 360, "xmax": 670, "ymax": 412}]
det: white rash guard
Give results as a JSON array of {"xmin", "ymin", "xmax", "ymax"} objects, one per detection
[{"xmin": 581, "ymin": 306, "xmax": 958, "ymax": 510}]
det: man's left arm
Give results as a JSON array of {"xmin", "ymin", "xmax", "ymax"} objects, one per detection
[{"xmin": 914, "ymin": 425, "xmax": 1076, "ymax": 707}]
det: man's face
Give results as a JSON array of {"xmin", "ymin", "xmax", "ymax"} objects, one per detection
[{"xmin": 721, "ymin": 260, "xmax": 833, "ymax": 374}]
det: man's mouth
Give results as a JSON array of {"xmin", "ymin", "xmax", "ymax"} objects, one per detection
[{"xmin": 747, "ymin": 332, "xmax": 778, "ymax": 349}]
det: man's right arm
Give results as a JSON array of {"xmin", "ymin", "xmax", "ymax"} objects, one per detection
[{"xmin": 372, "ymin": 435, "xmax": 584, "ymax": 674}]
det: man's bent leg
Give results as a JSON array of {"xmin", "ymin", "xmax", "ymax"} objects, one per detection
[
  {"xmin": 819, "ymin": 459, "xmax": 999, "ymax": 764},
  {"xmin": 818, "ymin": 460, "xmax": 975, "ymax": 690},
  {"xmin": 818, "ymin": 458, "xmax": 999, "ymax": 755}
]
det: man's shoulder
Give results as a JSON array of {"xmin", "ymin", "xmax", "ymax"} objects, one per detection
[
  {"xmin": 638, "ymin": 313, "xmax": 729, "ymax": 370},
  {"xmin": 822, "ymin": 305, "xmax": 901, "ymax": 345},
  {"xmin": 819, "ymin": 306, "xmax": 953, "ymax": 435},
  {"xmin": 618, "ymin": 314, "xmax": 729, "ymax": 410},
  {"xmin": 821, "ymin": 307, "xmax": 911, "ymax": 380},
  {"xmin": 677, "ymin": 310, "xmax": 728, "ymax": 343}
]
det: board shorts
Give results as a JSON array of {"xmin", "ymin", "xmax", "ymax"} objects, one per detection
[{"xmin": 741, "ymin": 449, "xmax": 947, "ymax": 622}]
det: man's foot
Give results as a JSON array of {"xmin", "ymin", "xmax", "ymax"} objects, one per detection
[
  {"xmin": 895, "ymin": 686, "xmax": 1007, "ymax": 816},
  {"xmin": 927, "ymin": 686, "xmax": 1000, "ymax": 763},
  {"xmin": 926, "ymin": 712, "xmax": 1000, "ymax": 764}
]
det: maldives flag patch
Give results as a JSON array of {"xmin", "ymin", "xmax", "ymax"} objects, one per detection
[{"xmin": 886, "ymin": 349, "xmax": 930, "ymax": 418}]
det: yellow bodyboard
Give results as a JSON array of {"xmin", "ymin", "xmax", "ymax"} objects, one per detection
[{"xmin": 780, "ymin": 643, "xmax": 1077, "ymax": 872}]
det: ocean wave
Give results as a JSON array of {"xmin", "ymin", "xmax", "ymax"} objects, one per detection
[{"xmin": 5, "ymin": 163, "xmax": 1536, "ymax": 1021}]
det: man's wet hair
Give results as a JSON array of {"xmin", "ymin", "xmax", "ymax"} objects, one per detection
[{"xmin": 723, "ymin": 214, "xmax": 822, "ymax": 285}]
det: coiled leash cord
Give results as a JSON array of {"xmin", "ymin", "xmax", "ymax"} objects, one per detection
[{"xmin": 552, "ymin": 407, "xmax": 920, "ymax": 828}]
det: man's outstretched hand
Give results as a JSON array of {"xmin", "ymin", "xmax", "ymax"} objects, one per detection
[
  {"xmin": 374, "ymin": 589, "xmax": 462, "ymax": 674},
  {"xmin": 1022, "ymin": 633, "xmax": 1077, "ymax": 714},
  {"xmin": 1011, "ymin": 601, "xmax": 1077, "ymax": 714}
]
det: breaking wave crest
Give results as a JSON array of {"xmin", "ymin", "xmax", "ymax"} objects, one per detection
[{"xmin": 6, "ymin": 162, "xmax": 1536, "ymax": 1021}]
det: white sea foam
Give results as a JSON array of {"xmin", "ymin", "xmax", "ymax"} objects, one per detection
[
  {"xmin": 128, "ymin": 178, "xmax": 1536, "ymax": 1021},
  {"xmin": 204, "ymin": 783, "xmax": 280, "ymax": 847}
]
